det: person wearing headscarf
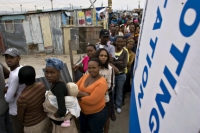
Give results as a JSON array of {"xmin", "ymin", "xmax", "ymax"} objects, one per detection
[{"xmin": 43, "ymin": 58, "xmax": 78, "ymax": 133}]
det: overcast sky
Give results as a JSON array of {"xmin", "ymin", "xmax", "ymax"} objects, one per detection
[{"xmin": 0, "ymin": 0, "xmax": 145, "ymax": 13}]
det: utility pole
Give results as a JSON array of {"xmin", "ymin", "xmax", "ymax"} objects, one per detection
[
  {"xmin": 35, "ymin": 5, "xmax": 36, "ymax": 10},
  {"xmin": 127, "ymin": 5, "xmax": 128, "ymax": 11},
  {"xmin": 51, "ymin": 0, "xmax": 53, "ymax": 11},
  {"xmin": 72, "ymin": 5, "xmax": 73, "ymax": 10},
  {"xmin": 138, "ymin": 0, "xmax": 140, "ymax": 8},
  {"xmin": 43, "ymin": 7, "xmax": 44, "ymax": 11},
  {"xmin": 108, "ymin": 0, "xmax": 112, "ymax": 12},
  {"xmin": 69, "ymin": 3, "xmax": 71, "ymax": 10},
  {"xmin": 20, "ymin": 5, "xmax": 22, "ymax": 13},
  {"xmin": 12, "ymin": 8, "xmax": 14, "ymax": 14}
]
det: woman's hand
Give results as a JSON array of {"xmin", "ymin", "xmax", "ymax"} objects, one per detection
[
  {"xmin": 82, "ymin": 92, "xmax": 90, "ymax": 96},
  {"xmin": 77, "ymin": 91, "xmax": 90, "ymax": 98}
]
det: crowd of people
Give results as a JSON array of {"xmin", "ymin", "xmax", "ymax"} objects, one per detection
[{"xmin": 0, "ymin": 16, "xmax": 140, "ymax": 133}]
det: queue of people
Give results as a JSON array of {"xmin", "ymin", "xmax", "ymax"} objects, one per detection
[
  {"xmin": 0, "ymin": 22, "xmax": 139, "ymax": 132},
  {"xmin": 72, "ymin": 27, "xmax": 138, "ymax": 132}
]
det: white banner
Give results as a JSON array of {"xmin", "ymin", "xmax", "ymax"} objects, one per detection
[{"xmin": 129, "ymin": 0, "xmax": 200, "ymax": 133}]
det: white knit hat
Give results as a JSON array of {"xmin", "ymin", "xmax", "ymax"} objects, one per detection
[{"xmin": 66, "ymin": 82, "xmax": 79, "ymax": 97}]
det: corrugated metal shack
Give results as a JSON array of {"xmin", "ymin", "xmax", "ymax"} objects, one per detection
[
  {"xmin": 0, "ymin": 7, "xmax": 106, "ymax": 55},
  {"xmin": 0, "ymin": 15, "xmax": 27, "ymax": 54}
]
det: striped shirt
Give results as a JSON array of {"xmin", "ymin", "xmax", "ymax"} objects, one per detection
[{"xmin": 17, "ymin": 82, "xmax": 47, "ymax": 127}]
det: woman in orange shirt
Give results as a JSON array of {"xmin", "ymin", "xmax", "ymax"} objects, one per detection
[{"xmin": 76, "ymin": 58, "xmax": 108, "ymax": 133}]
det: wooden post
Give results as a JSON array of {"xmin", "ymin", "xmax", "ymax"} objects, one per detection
[{"xmin": 68, "ymin": 40, "xmax": 76, "ymax": 82}]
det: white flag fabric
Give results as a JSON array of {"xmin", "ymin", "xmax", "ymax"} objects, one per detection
[{"xmin": 129, "ymin": 0, "xmax": 200, "ymax": 133}]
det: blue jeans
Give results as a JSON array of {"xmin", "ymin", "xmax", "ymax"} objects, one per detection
[
  {"xmin": 0, "ymin": 109, "xmax": 14, "ymax": 133},
  {"xmin": 114, "ymin": 74, "xmax": 126, "ymax": 109},
  {"xmin": 79, "ymin": 106, "xmax": 108, "ymax": 133}
]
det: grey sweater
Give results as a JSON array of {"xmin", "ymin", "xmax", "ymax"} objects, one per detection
[{"xmin": 112, "ymin": 49, "xmax": 128, "ymax": 72}]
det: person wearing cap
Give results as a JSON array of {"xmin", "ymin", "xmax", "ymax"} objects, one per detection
[
  {"xmin": 3, "ymin": 47, "xmax": 25, "ymax": 133},
  {"xmin": 0, "ymin": 62, "xmax": 14, "ymax": 133},
  {"xmin": 17, "ymin": 66, "xmax": 51, "ymax": 133},
  {"xmin": 96, "ymin": 29, "xmax": 115, "ymax": 62},
  {"xmin": 44, "ymin": 58, "xmax": 78, "ymax": 133}
]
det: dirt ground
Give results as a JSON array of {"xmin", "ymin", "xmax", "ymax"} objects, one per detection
[{"xmin": 0, "ymin": 54, "xmax": 130, "ymax": 133}]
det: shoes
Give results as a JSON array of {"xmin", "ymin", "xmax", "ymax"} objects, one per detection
[
  {"xmin": 110, "ymin": 112, "xmax": 116, "ymax": 121},
  {"xmin": 61, "ymin": 120, "xmax": 70, "ymax": 127},
  {"xmin": 116, "ymin": 108, "xmax": 121, "ymax": 114}
]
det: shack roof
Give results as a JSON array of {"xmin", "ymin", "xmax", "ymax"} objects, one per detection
[
  {"xmin": 0, "ymin": 9, "xmax": 72, "ymax": 17},
  {"xmin": 0, "ymin": 6, "xmax": 107, "ymax": 17}
]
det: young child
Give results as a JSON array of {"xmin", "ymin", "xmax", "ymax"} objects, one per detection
[
  {"xmin": 61, "ymin": 83, "xmax": 80, "ymax": 127},
  {"xmin": 73, "ymin": 44, "xmax": 96, "ymax": 73},
  {"xmin": 44, "ymin": 82, "xmax": 80, "ymax": 128}
]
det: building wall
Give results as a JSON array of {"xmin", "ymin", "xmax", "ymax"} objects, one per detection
[
  {"xmin": 78, "ymin": 26, "xmax": 102, "ymax": 54},
  {"xmin": 0, "ymin": 8, "xmax": 104, "ymax": 55},
  {"xmin": 29, "ymin": 14, "xmax": 44, "ymax": 52},
  {"xmin": 62, "ymin": 12, "xmax": 68, "ymax": 25},
  {"xmin": 0, "ymin": 32, "xmax": 5, "ymax": 54},
  {"xmin": 0, "ymin": 22, "xmax": 6, "ymax": 54},
  {"xmin": 63, "ymin": 27, "xmax": 71, "ymax": 55},
  {"xmin": 0, "ymin": 19, "xmax": 27, "ymax": 54},
  {"xmin": 40, "ymin": 13, "xmax": 53, "ymax": 48},
  {"xmin": 23, "ymin": 16, "xmax": 33, "ymax": 44},
  {"xmin": 49, "ymin": 12, "xmax": 64, "ymax": 54}
]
